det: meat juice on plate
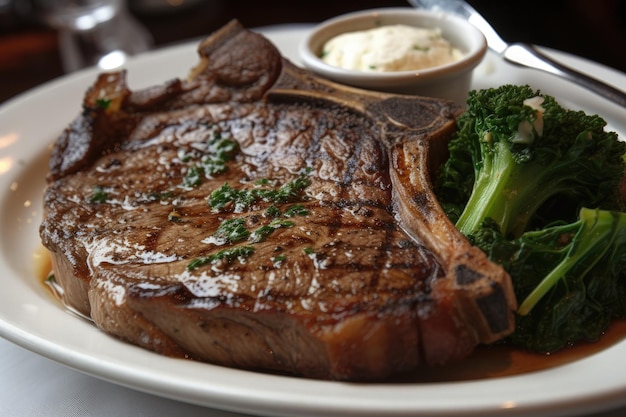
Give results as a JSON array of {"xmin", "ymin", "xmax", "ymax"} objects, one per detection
[{"xmin": 34, "ymin": 243, "xmax": 626, "ymax": 383}]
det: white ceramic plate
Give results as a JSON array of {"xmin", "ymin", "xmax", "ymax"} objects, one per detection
[{"xmin": 1, "ymin": 24, "xmax": 626, "ymax": 417}]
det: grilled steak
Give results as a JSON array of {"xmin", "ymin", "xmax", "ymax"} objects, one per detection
[{"xmin": 40, "ymin": 20, "xmax": 516, "ymax": 381}]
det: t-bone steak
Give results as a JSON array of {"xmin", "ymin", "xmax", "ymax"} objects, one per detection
[{"xmin": 39, "ymin": 20, "xmax": 517, "ymax": 381}]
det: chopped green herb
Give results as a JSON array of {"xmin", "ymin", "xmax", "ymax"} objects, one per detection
[
  {"xmin": 183, "ymin": 165, "xmax": 204, "ymax": 188},
  {"xmin": 90, "ymin": 185, "xmax": 108, "ymax": 203},
  {"xmin": 272, "ymin": 174, "xmax": 311, "ymax": 204},
  {"xmin": 201, "ymin": 157, "xmax": 227, "ymax": 176},
  {"xmin": 250, "ymin": 219, "xmax": 294, "ymax": 243},
  {"xmin": 264, "ymin": 205, "xmax": 281, "ymax": 218},
  {"xmin": 272, "ymin": 254, "xmax": 286, "ymax": 263},
  {"xmin": 303, "ymin": 247, "xmax": 315, "ymax": 255},
  {"xmin": 200, "ymin": 135, "xmax": 239, "ymax": 177},
  {"xmin": 208, "ymin": 183, "xmax": 254, "ymax": 211},
  {"xmin": 208, "ymin": 170, "xmax": 312, "ymax": 212},
  {"xmin": 95, "ymin": 98, "xmax": 111, "ymax": 110},
  {"xmin": 283, "ymin": 204, "xmax": 309, "ymax": 217},
  {"xmin": 187, "ymin": 246, "xmax": 254, "ymax": 270},
  {"xmin": 208, "ymin": 133, "xmax": 239, "ymax": 160},
  {"xmin": 212, "ymin": 218, "xmax": 250, "ymax": 244},
  {"xmin": 177, "ymin": 130, "xmax": 239, "ymax": 188}
]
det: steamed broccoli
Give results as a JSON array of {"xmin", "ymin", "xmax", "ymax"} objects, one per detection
[
  {"xmin": 436, "ymin": 84, "xmax": 625, "ymax": 239},
  {"xmin": 474, "ymin": 208, "xmax": 626, "ymax": 352}
]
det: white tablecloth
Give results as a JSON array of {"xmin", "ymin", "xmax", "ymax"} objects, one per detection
[
  {"xmin": 1, "ymin": 336, "xmax": 626, "ymax": 417},
  {"xmin": 0, "ymin": 338, "xmax": 250, "ymax": 417}
]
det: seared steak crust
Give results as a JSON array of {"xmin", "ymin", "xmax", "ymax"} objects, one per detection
[{"xmin": 40, "ymin": 20, "xmax": 516, "ymax": 380}]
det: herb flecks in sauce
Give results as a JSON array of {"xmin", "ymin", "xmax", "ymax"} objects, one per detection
[{"xmin": 321, "ymin": 24, "xmax": 463, "ymax": 72}]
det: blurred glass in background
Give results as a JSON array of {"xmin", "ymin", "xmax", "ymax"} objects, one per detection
[{"xmin": 31, "ymin": 0, "xmax": 152, "ymax": 72}]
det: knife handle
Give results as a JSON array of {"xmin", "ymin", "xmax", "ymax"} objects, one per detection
[{"xmin": 503, "ymin": 43, "xmax": 626, "ymax": 108}]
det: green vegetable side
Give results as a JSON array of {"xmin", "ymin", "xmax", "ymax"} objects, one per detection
[{"xmin": 435, "ymin": 84, "xmax": 626, "ymax": 353}]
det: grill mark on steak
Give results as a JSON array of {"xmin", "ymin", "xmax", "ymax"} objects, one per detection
[{"xmin": 40, "ymin": 20, "xmax": 517, "ymax": 381}]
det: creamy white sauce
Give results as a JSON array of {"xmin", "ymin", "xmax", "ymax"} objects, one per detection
[{"xmin": 321, "ymin": 24, "xmax": 463, "ymax": 72}]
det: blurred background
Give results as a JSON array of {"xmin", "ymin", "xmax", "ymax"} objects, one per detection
[{"xmin": 1, "ymin": 0, "xmax": 625, "ymax": 104}]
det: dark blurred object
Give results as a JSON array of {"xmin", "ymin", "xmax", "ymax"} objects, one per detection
[
  {"xmin": 1, "ymin": 0, "xmax": 625, "ymax": 104},
  {"xmin": 470, "ymin": 0, "xmax": 626, "ymax": 77},
  {"xmin": 0, "ymin": 0, "xmax": 64, "ymax": 102}
]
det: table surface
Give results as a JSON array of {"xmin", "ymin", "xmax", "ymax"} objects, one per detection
[{"xmin": 1, "ymin": 1, "xmax": 626, "ymax": 416}]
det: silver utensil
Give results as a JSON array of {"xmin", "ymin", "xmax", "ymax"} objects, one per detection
[{"xmin": 407, "ymin": 0, "xmax": 626, "ymax": 107}]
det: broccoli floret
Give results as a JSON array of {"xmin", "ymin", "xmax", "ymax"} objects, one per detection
[
  {"xmin": 474, "ymin": 208, "xmax": 626, "ymax": 352},
  {"xmin": 436, "ymin": 84, "xmax": 625, "ymax": 239}
]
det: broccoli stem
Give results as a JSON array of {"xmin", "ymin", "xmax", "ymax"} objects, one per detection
[
  {"xmin": 456, "ymin": 145, "xmax": 595, "ymax": 239},
  {"xmin": 517, "ymin": 207, "xmax": 626, "ymax": 315},
  {"xmin": 456, "ymin": 141, "xmax": 512, "ymax": 235}
]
